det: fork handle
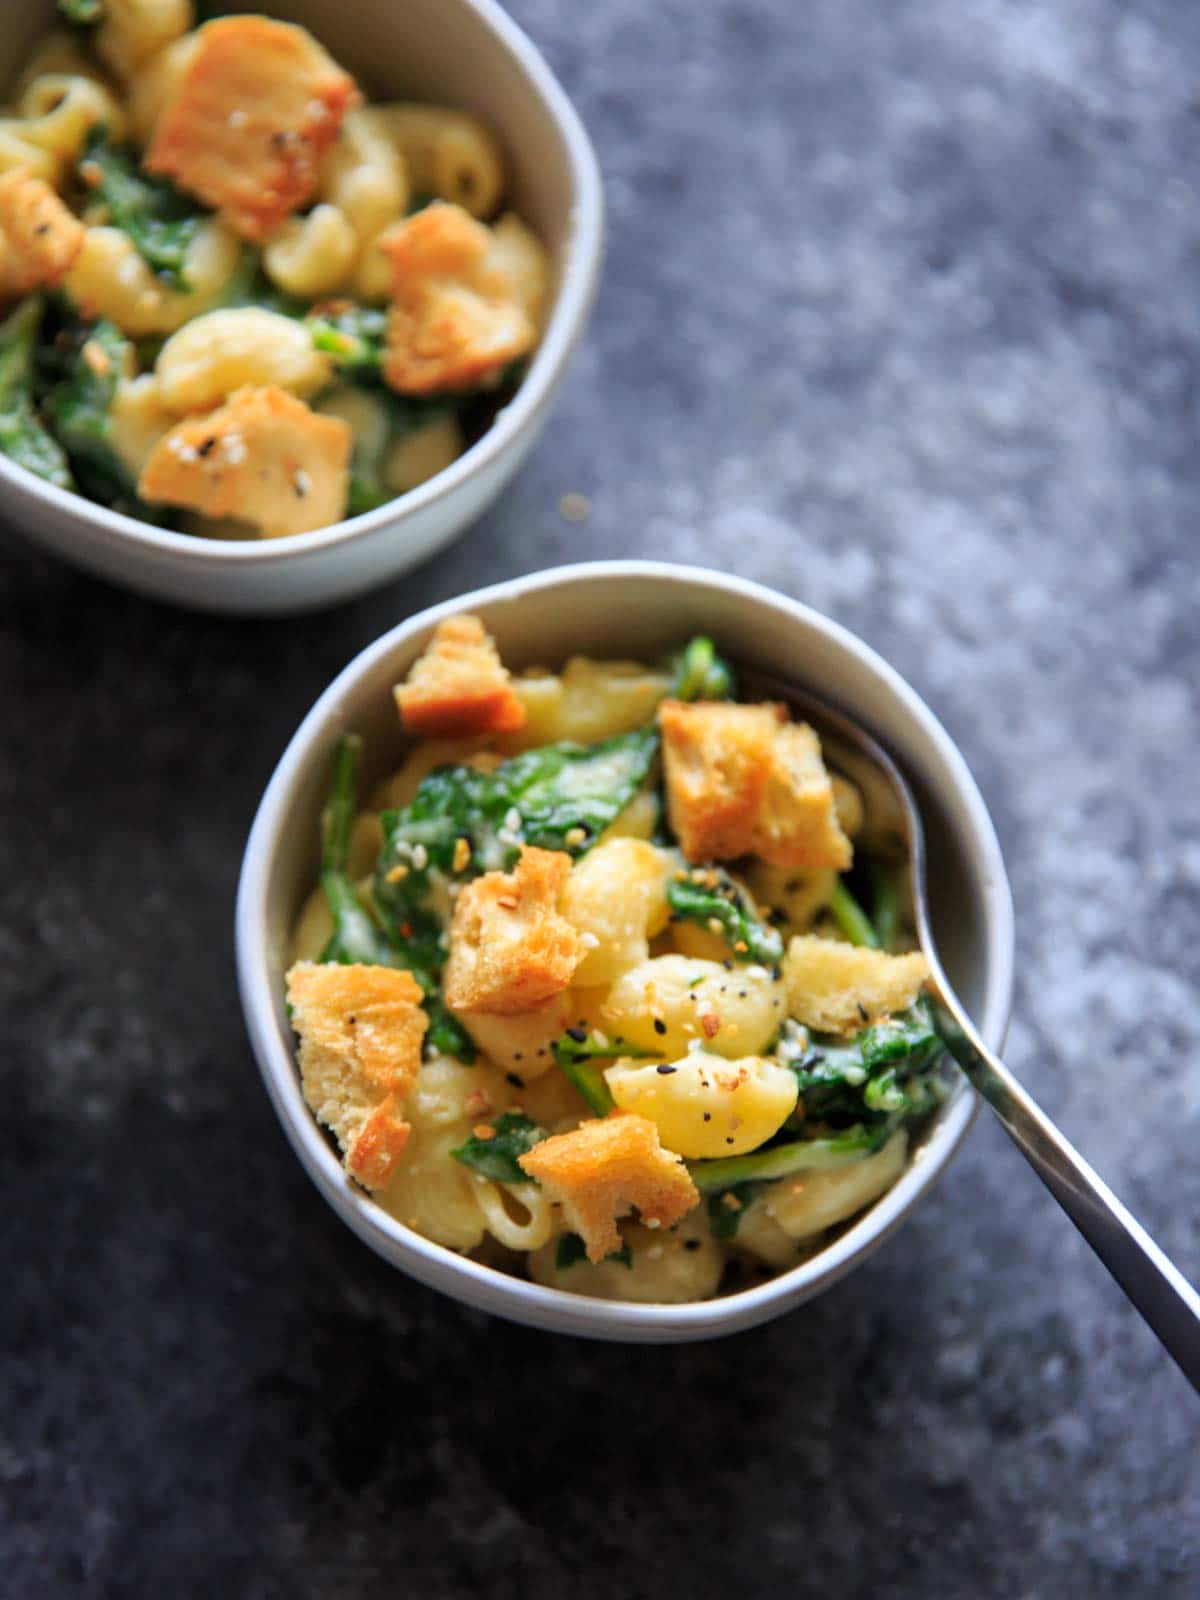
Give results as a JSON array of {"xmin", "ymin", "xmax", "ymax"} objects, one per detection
[{"xmin": 929, "ymin": 989, "xmax": 1200, "ymax": 1392}]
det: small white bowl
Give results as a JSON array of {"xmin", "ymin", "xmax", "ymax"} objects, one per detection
[
  {"xmin": 0, "ymin": 0, "xmax": 602, "ymax": 615},
  {"xmin": 237, "ymin": 562, "xmax": 1015, "ymax": 1340}
]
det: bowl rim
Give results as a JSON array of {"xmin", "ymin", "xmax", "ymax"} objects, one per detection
[
  {"xmin": 0, "ymin": 0, "xmax": 604, "ymax": 567},
  {"xmin": 236, "ymin": 561, "xmax": 1016, "ymax": 1340}
]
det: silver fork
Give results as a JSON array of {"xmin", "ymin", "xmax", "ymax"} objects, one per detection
[{"xmin": 746, "ymin": 667, "xmax": 1200, "ymax": 1391}]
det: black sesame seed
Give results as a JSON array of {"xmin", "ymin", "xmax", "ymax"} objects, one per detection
[
  {"xmin": 684, "ymin": 1239, "xmax": 701, "ymax": 1252},
  {"xmin": 771, "ymin": 965, "xmax": 783, "ymax": 980},
  {"xmin": 722, "ymin": 959, "xmax": 734, "ymax": 971},
  {"xmin": 656, "ymin": 1064, "xmax": 677, "ymax": 1075},
  {"xmin": 566, "ymin": 1026, "xmax": 587, "ymax": 1043},
  {"xmin": 858, "ymin": 1003, "xmax": 869, "ymax": 1021},
  {"xmin": 703, "ymin": 1112, "xmax": 711, "ymax": 1122},
  {"xmin": 505, "ymin": 1072, "xmax": 524, "ymax": 1087},
  {"xmin": 653, "ymin": 1018, "xmax": 667, "ymax": 1036},
  {"xmin": 513, "ymin": 1052, "xmax": 523, "ymax": 1060},
  {"xmin": 725, "ymin": 1137, "xmax": 734, "ymax": 1145}
]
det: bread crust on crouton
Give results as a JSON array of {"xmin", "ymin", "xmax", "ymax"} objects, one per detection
[
  {"xmin": 0, "ymin": 169, "xmax": 85, "ymax": 294},
  {"xmin": 381, "ymin": 201, "xmax": 536, "ymax": 394},
  {"xmin": 138, "ymin": 385, "xmax": 351, "ymax": 538},
  {"xmin": 659, "ymin": 700, "xmax": 852, "ymax": 870},
  {"xmin": 783, "ymin": 936, "xmax": 929, "ymax": 1035},
  {"xmin": 518, "ymin": 1113, "xmax": 699, "ymax": 1262},
  {"xmin": 444, "ymin": 846, "xmax": 582, "ymax": 1015},
  {"xmin": 145, "ymin": 16, "xmax": 359, "ymax": 240},
  {"xmin": 394, "ymin": 613, "xmax": 526, "ymax": 736},
  {"xmin": 286, "ymin": 962, "xmax": 427, "ymax": 1190}
]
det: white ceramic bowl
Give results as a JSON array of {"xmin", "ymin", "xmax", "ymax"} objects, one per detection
[
  {"xmin": 237, "ymin": 562, "xmax": 1015, "ymax": 1340},
  {"xmin": 0, "ymin": 0, "xmax": 602, "ymax": 615}
]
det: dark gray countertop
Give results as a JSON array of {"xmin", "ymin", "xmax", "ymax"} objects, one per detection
[{"xmin": 3, "ymin": 1, "xmax": 1198, "ymax": 1594}]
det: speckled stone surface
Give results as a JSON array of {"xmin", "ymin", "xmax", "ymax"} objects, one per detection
[{"xmin": 3, "ymin": 1, "xmax": 1199, "ymax": 1594}]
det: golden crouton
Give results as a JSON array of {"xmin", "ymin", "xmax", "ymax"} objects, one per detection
[
  {"xmin": 286, "ymin": 961, "xmax": 428, "ymax": 1190},
  {"xmin": 145, "ymin": 16, "xmax": 359, "ymax": 241},
  {"xmin": 393, "ymin": 613, "xmax": 526, "ymax": 737},
  {"xmin": 783, "ymin": 936, "xmax": 930, "ymax": 1035},
  {"xmin": 518, "ymin": 1113, "xmax": 700, "ymax": 1263},
  {"xmin": 659, "ymin": 699, "xmax": 852, "ymax": 870},
  {"xmin": 381, "ymin": 201, "xmax": 536, "ymax": 394},
  {"xmin": 444, "ymin": 846, "xmax": 582, "ymax": 1015},
  {"xmin": 138, "ymin": 385, "xmax": 351, "ymax": 538},
  {"xmin": 0, "ymin": 169, "xmax": 85, "ymax": 294}
]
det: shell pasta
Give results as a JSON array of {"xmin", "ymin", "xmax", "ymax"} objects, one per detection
[
  {"xmin": 0, "ymin": 7, "xmax": 548, "ymax": 540},
  {"xmin": 283, "ymin": 620, "xmax": 952, "ymax": 1303}
]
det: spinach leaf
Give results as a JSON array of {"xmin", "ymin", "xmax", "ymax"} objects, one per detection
[
  {"xmin": 828, "ymin": 878, "xmax": 880, "ymax": 949},
  {"xmin": 551, "ymin": 1028, "xmax": 664, "ymax": 1116},
  {"xmin": 669, "ymin": 636, "xmax": 735, "ymax": 702},
  {"xmin": 706, "ymin": 1182, "xmax": 763, "ymax": 1239},
  {"xmin": 318, "ymin": 734, "xmax": 399, "ymax": 968},
  {"xmin": 309, "ymin": 304, "xmax": 388, "ymax": 379},
  {"xmin": 80, "ymin": 131, "xmax": 206, "ymax": 287},
  {"xmin": 555, "ymin": 1233, "xmax": 633, "ymax": 1270},
  {"xmin": 780, "ymin": 1000, "xmax": 946, "ymax": 1130},
  {"xmin": 666, "ymin": 866, "xmax": 783, "ymax": 966},
  {"xmin": 500, "ymin": 728, "xmax": 661, "ymax": 856},
  {"xmin": 316, "ymin": 734, "xmax": 476, "ymax": 1061},
  {"xmin": 36, "ymin": 313, "xmax": 173, "ymax": 522},
  {"xmin": 374, "ymin": 726, "xmax": 660, "ymax": 925},
  {"xmin": 687, "ymin": 1123, "xmax": 892, "ymax": 1193},
  {"xmin": 59, "ymin": 0, "xmax": 104, "ymax": 23},
  {"xmin": 0, "ymin": 298, "xmax": 72, "ymax": 489},
  {"xmin": 450, "ymin": 1112, "xmax": 546, "ymax": 1183}
]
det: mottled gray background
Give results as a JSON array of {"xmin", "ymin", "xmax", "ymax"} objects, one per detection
[{"xmin": 3, "ymin": 0, "xmax": 1199, "ymax": 1594}]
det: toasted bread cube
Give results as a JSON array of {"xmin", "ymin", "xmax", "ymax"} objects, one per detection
[
  {"xmin": 138, "ymin": 385, "xmax": 351, "ymax": 538},
  {"xmin": 518, "ymin": 1113, "xmax": 699, "ymax": 1263},
  {"xmin": 145, "ymin": 16, "xmax": 359, "ymax": 240},
  {"xmin": 286, "ymin": 962, "xmax": 427, "ymax": 1190},
  {"xmin": 394, "ymin": 613, "xmax": 526, "ymax": 736},
  {"xmin": 660, "ymin": 700, "xmax": 852, "ymax": 869},
  {"xmin": 754, "ymin": 721, "xmax": 853, "ymax": 869},
  {"xmin": 444, "ymin": 846, "xmax": 582, "ymax": 1015},
  {"xmin": 0, "ymin": 169, "xmax": 85, "ymax": 293},
  {"xmin": 783, "ymin": 936, "xmax": 929, "ymax": 1035},
  {"xmin": 381, "ymin": 201, "xmax": 536, "ymax": 394}
]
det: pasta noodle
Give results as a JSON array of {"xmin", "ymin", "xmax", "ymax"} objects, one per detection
[{"xmin": 372, "ymin": 104, "xmax": 505, "ymax": 218}]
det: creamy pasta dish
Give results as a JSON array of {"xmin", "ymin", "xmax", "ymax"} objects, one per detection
[
  {"xmin": 0, "ymin": 3, "xmax": 547, "ymax": 537},
  {"xmin": 285, "ymin": 616, "xmax": 951, "ymax": 1304}
]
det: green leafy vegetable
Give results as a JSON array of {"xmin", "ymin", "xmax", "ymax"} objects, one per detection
[
  {"xmin": 315, "ymin": 734, "xmax": 475, "ymax": 1061},
  {"xmin": 555, "ymin": 1233, "xmax": 633, "ymax": 1270},
  {"xmin": 828, "ymin": 879, "xmax": 880, "ymax": 949},
  {"xmin": 80, "ymin": 131, "xmax": 206, "ymax": 287},
  {"xmin": 670, "ymin": 636, "xmax": 735, "ymax": 702},
  {"xmin": 450, "ymin": 1112, "xmax": 546, "ymax": 1183},
  {"xmin": 309, "ymin": 304, "xmax": 388, "ymax": 379},
  {"xmin": 551, "ymin": 1030, "xmax": 663, "ymax": 1116},
  {"xmin": 59, "ymin": 0, "xmax": 104, "ymax": 23},
  {"xmin": 687, "ymin": 1124, "xmax": 891, "ymax": 1193},
  {"xmin": 780, "ymin": 1000, "xmax": 946, "ymax": 1130},
  {"xmin": 318, "ymin": 735, "xmax": 398, "ymax": 967},
  {"xmin": 706, "ymin": 1182, "xmax": 762, "ymax": 1239},
  {"xmin": 0, "ymin": 298, "xmax": 72, "ymax": 488},
  {"xmin": 667, "ymin": 866, "xmax": 783, "ymax": 966},
  {"xmin": 36, "ymin": 312, "xmax": 173, "ymax": 522},
  {"xmin": 375, "ymin": 727, "xmax": 660, "ymax": 924},
  {"xmin": 870, "ymin": 862, "xmax": 904, "ymax": 952}
]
